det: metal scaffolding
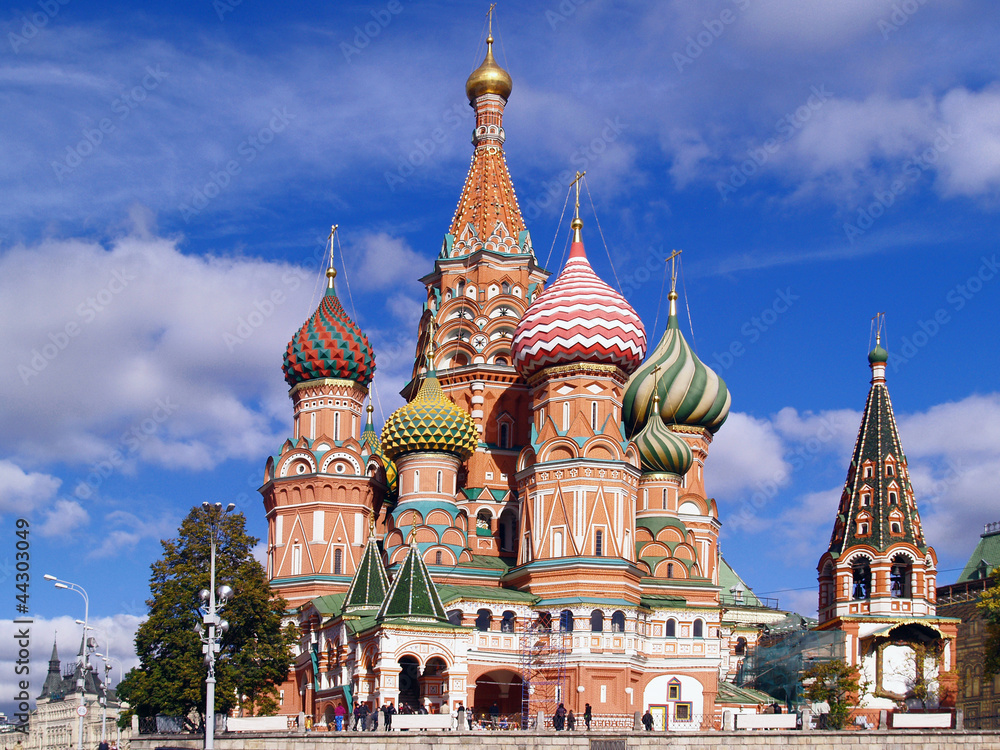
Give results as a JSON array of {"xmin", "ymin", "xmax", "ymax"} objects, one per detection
[
  {"xmin": 736, "ymin": 625, "xmax": 846, "ymax": 707},
  {"xmin": 519, "ymin": 615, "xmax": 570, "ymax": 729}
]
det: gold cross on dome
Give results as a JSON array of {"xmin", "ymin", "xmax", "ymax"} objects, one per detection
[{"xmin": 409, "ymin": 510, "xmax": 418, "ymax": 544}]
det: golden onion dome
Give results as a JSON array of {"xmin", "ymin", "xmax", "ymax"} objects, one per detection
[
  {"xmin": 465, "ymin": 35, "xmax": 512, "ymax": 102},
  {"xmin": 381, "ymin": 372, "xmax": 478, "ymax": 461}
]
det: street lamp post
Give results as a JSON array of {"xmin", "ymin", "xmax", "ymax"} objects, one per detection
[
  {"xmin": 79, "ymin": 621, "xmax": 111, "ymax": 744},
  {"xmin": 198, "ymin": 502, "xmax": 236, "ymax": 750},
  {"xmin": 45, "ymin": 574, "xmax": 89, "ymax": 750},
  {"xmin": 95, "ymin": 653, "xmax": 124, "ymax": 750}
]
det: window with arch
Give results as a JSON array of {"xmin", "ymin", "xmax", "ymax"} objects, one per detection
[
  {"xmin": 668, "ymin": 678, "xmax": 682, "ymax": 700},
  {"xmin": 735, "ymin": 637, "xmax": 747, "ymax": 656},
  {"xmin": 559, "ymin": 609, "xmax": 574, "ymax": 632},
  {"xmin": 591, "ymin": 401, "xmax": 598, "ymax": 430},
  {"xmin": 861, "ymin": 492, "xmax": 871, "ymax": 507},
  {"xmin": 499, "ymin": 422, "xmax": 510, "ymax": 449},
  {"xmin": 666, "ymin": 618, "xmax": 677, "ymax": 637},
  {"xmin": 590, "ymin": 609, "xmax": 604, "ymax": 633},
  {"xmin": 447, "ymin": 609, "xmax": 463, "ymax": 626},
  {"xmin": 436, "ymin": 470, "xmax": 443, "ymax": 493},
  {"xmin": 435, "ymin": 550, "xmax": 443, "ymax": 565},
  {"xmin": 693, "ymin": 619, "xmax": 704, "ymax": 638},
  {"xmin": 476, "ymin": 509, "xmax": 492, "ymax": 536},
  {"xmin": 858, "ymin": 521, "xmax": 869, "ymax": 535},
  {"xmin": 552, "ymin": 529, "xmax": 564, "ymax": 557},
  {"xmin": 500, "ymin": 610, "xmax": 516, "ymax": 633},
  {"xmin": 501, "ymin": 281, "xmax": 511, "ymax": 294},
  {"xmin": 864, "ymin": 465, "xmax": 873, "ymax": 478},
  {"xmin": 890, "ymin": 554, "xmax": 912, "ymax": 598},
  {"xmin": 886, "ymin": 463, "xmax": 895, "ymax": 476},
  {"xmin": 562, "ymin": 402, "xmax": 570, "ymax": 431},
  {"xmin": 413, "ymin": 470, "xmax": 420, "ymax": 493},
  {"xmin": 852, "ymin": 558, "xmax": 872, "ymax": 600},
  {"xmin": 667, "ymin": 562, "xmax": 674, "ymax": 578},
  {"xmin": 595, "ymin": 530, "xmax": 604, "ymax": 557},
  {"xmin": 333, "ymin": 412, "xmax": 341, "ymax": 441},
  {"xmin": 611, "ymin": 611, "xmax": 626, "ymax": 633},
  {"xmin": 662, "ymin": 488, "xmax": 668, "ymax": 510},
  {"xmin": 889, "ymin": 491, "xmax": 898, "ymax": 504},
  {"xmin": 891, "ymin": 521, "xmax": 902, "ymax": 534},
  {"xmin": 475, "ymin": 608, "xmax": 493, "ymax": 631},
  {"xmin": 333, "ymin": 548, "xmax": 343, "ymax": 575},
  {"xmin": 495, "ymin": 356, "xmax": 508, "ymax": 366}
]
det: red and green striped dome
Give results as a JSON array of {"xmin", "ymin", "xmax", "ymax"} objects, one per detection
[{"xmin": 283, "ymin": 286, "xmax": 375, "ymax": 388}]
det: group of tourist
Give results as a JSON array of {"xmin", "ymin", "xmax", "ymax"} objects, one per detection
[{"xmin": 552, "ymin": 702, "xmax": 592, "ymax": 730}]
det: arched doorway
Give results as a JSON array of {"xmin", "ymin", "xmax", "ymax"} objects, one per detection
[
  {"xmin": 398, "ymin": 656, "xmax": 420, "ymax": 711},
  {"xmin": 473, "ymin": 669, "xmax": 523, "ymax": 718},
  {"xmin": 422, "ymin": 657, "xmax": 448, "ymax": 711}
]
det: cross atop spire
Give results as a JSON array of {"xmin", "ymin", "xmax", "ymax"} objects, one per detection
[{"xmin": 325, "ymin": 224, "xmax": 339, "ymax": 292}]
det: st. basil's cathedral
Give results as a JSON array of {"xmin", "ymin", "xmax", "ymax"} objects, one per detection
[{"xmin": 259, "ymin": 29, "xmax": 957, "ymax": 730}]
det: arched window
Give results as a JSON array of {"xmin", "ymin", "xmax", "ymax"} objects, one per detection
[
  {"xmin": 666, "ymin": 618, "xmax": 677, "ymax": 637},
  {"xmin": 435, "ymin": 550, "xmax": 443, "ymax": 565},
  {"xmin": 413, "ymin": 470, "xmax": 420, "ymax": 493},
  {"xmin": 667, "ymin": 562, "xmax": 674, "ymax": 578},
  {"xmin": 475, "ymin": 609, "xmax": 493, "ymax": 631},
  {"xmin": 886, "ymin": 463, "xmax": 895, "ymax": 476},
  {"xmin": 476, "ymin": 510, "xmax": 492, "ymax": 536},
  {"xmin": 436, "ymin": 470, "xmax": 443, "ymax": 493},
  {"xmin": 501, "ymin": 611, "xmax": 516, "ymax": 633},
  {"xmin": 499, "ymin": 422, "xmax": 510, "ymax": 449},
  {"xmin": 591, "ymin": 401, "xmax": 598, "ymax": 430},
  {"xmin": 559, "ymin": 609, "xmax": 574, "ymax": 632},
  {"xmin": 595, "ymin": 530, "xmax": 604, "ymax": 557},
  {"xmin": 333, "ymin": 412, "xmax": 341, "ymax": 441},
  {"xmin": 735, "ymin": 637, "xmax": 747, "ymax": 656},
  {"xmin": 501, "ymin": 281, "xmax": 511, "ymax": 294},
  {"xmin": 562, "ymin": 402, "xmax": 570, "ymax": 431},
  {"xmin": 662, "ymin": 488, "xmax": 668, "ymax": 510},
  {"xmin": 693, "ymin": 619, "xmax": 704, "ymax": 638},
  {"xmin": 861, "ymin": 493, "xmax": 870, "ymax": 507},
  {"xmin": 333, "ymin": 548, "xmax": 343, "ymax": 575},
  {"xmin": 447, "ymin": 609, "xmax": 463, "ymax": 626},
  {"xmin": 852, "ymin": 558, "xmax": 872, "ymax": 600},
  {"xmin": 891, "ymin": 521, "xmax": 902, "ymax": 534},
  {"xmin": 611, "ymin": 611, "xmax": 625, "ymax": 633},
  {"xmin": 890, "ymin": 554, "xmax": 912, "ymax": 598},
  {"xmin": 590, "ymin": 610, "xmax": 604, "ymax": 633},
  {"xmin": 889, "ymin": 491, "xmax": 898, "ymax": 504}
]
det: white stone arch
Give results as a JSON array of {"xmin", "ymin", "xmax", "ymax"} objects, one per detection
[
  {"xmin": 320, "ymin": 452, "xmax": 362, "ymax": 475},
  {"xmin": 279, "ymin": 452, "xmax": 317, "ymax": 477},
  {"xmin": 642, "ymin": 674, "xmax": 704, "ymax": 730}
]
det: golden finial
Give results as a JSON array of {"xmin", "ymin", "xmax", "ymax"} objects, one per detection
[
  {"xmin": 425, "ymin": 319, "xmax": 436, "ymax": 371},
  {"xmin": 570, "ymin": 171, "xmax": 586, "ymax": 242},
  {"xmin": 465, "ymin": 4, "xmax": 512, "ymax": 102},
  {"xmin": 326, "ymin": 225, "xmax": 339, "ymax": 288},
  {"xmin": 367, "ymin": 402, "xmax": 374, "ymax": 416},
  {"xmin": 651, "ymin": 365, "xmax": 662, "ymax": 408},
  {"xmin": 666, "ymin": 249, "xmax": 682, "ymax": 316},
  {"xmin": 408, "ymin": 509, "xmax": 419, "ymax": 545},
  {"xmin": 873, "ymin": 312, "xmax": 885, "ymax": 346},
  {"xmin": 369, "ymin": 513, "xmax": 376, "ymax": 537}
]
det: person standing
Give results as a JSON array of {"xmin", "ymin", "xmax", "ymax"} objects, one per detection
[
  {"xmin": 456, "ymin": 702, "xmax": 467, "ymax": 730},
  {"xmin": 642, "ymin": 708, "xmax": 654, "ymax": 731},
  {"xmin": 584, "ymin": 703, "xmax": 592, "ymax": 730},
  {"xmin": 382, "ymin": 702, "xmax": 395, "ymax": 731},
  {"xmin": 334, "ymin": 703, "xmax": 346, "ymax": 731},
  {"xmin": 567, "ymin": 709, "xmax": 576, "ymax": 730},
  {"xmin": 555, "ymin": 702, "xmax": 567, "ymax": 730}
]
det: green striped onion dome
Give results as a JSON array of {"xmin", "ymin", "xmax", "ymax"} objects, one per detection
[
  {"xmin": 632, "ymin": 397, "xmax": 694, "ymax": 475},
  {"xmin": 362, "ymin": 405, "xmax": 397, "ymax": 494},
  {"xmin": 381, "ymin": 372, "xmax": 477, "ymax": 461},
  {"xmin": 623, "ymin": 295, "xmax": 731, "ymax": 435}
]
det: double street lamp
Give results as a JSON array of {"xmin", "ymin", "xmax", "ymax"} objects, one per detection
[
  {"xmin": 77, "ymin": 620, "xmax": 113, "ymax": 746},
  {"xmin": 196, "ymin": 502, "xmax": 236, "ymax": 750},
  {"xmin": 44, "ymin": 574, "xmax": 89, "ymax": 750}
]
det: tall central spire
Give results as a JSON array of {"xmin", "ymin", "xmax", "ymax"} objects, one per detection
[{"xmin": 447, "ymin": 10, "xmax": 525, "ymax": 256}]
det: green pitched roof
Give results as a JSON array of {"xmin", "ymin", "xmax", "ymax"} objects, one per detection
[
  {"xmin": 309, "ymin": 593, "xmax": 347, "ymax": 617},
  {"xmin": 717, "ymin": 681, "xmax": 777, "ymax": 705},
  {"xmin": 718, "ymin": 555, "xmax": 764, "ymax": 607},
  {"xmin": 828, "ymin": 351, "xmax": 926, "ymax": 555},
  {"xmin": 437, "ymin": 584, "xmax": 538, "ymax": 606},
  {"xmin": 343, "ymin": 536, "xmax": 389, "ymax": 614},
  {"xmin": 957, "ymin": 523, "xmax": 1000, "ymax": 583},
  {"xmin": 377, "ymin": 543, "xmax": 450, "ymax": 624}
]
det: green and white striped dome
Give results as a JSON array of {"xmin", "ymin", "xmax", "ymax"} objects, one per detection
[
  {"xmin": 631, "ymin": 396, "xmax": 694, "ymax": 475},
  {"xmin": 623, "ymin": 292, "xmax": 731, "ymax": 436}
]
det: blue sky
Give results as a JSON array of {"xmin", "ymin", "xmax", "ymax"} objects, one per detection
[{"xmin": 3, "ymin": 0, "xmax": 1000, "ymax": 712}]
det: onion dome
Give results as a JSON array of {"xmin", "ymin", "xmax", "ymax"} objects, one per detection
[
  {"xmin": 381, "ymin": 372, "xmax": 477, "ymax": 460},
  {"xmin": 465, "ymin": 33, "xmax": 512, "ymax": 102},
  {"xmin": 282, "ymin": 266, "xmax": 375, "ymax": 388},
  {"xmin": 623, "ymin": 290, "xmax": 731, "ymax": 435},
  {"xmin": 512, "ymin": 218, "xmax": 647, "ymax": 379},
  {"xmin": 362, "ymin": 404, "xmax": 398, "ymax": 494},
  {"xmin": 868, "ymin": 342, "xmax": 889, "ymax": 364},
  {"xmin": 632, "ymin": 394, "xmax": 694, "ymax": 475}
]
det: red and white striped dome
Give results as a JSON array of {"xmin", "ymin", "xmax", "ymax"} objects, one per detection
[{"xmin": 512, "ymin": 221, "xmax": 646, "ymax": 379}]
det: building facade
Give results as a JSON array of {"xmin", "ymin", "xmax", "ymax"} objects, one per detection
[
  {"xmin": 816, "ymin": 335, "xmax": 959, "ymax": 710},
  {"xmin": 262, "ymin": 31, "xmax": 772, "ymax": 731}
]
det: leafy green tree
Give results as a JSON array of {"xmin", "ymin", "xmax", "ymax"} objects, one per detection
[
  {"xmin": 117, "ymin": 506, "xmax": 297, "ymax": 728},
  {"xmin": 800, "ymin": 659, "xmax": 860, "ymax": 730},
  {"xmin": 980, "ymin": 567, "xmax": 1000, "ymax": 679}
]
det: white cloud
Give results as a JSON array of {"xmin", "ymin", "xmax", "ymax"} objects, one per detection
[
  {"xmin": 936, "ymin": 85, "xmax": 1000, "ymax": 196},
  {"xmin": 347, "ymin": 233, "xmax": 429, "ymax": 292},
  {"xmin": 708, "ymin": 411, "xmax": 790, "ymax": 499},
  {"xmin": 38, "ymin": 499, "xmax": 90, "ymax": 537},
  {"xmin": 88, "ymin": 510, "xmax": 180, "ymax": 560},
  {"xmin": 0, "ymin": 459, "xmax": 61, "ymax": 513}
]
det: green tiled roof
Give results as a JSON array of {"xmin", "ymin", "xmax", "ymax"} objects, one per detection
[
  {"xmin": 377, "ymin": 543, "xmax": 450, "ymax": 624},
  {"xmin": 639, "ymin": 593, "xmax": 687, "ymax": 608},
  {"xmin": 636, "ymin": 516, "xmax": 688, "ymax": 539},
  {"xmin": 957, "ymin": 524, "xmax": 1000, "ymax": 583},
  {"xmin": 309, "ymin": 593, "xmax": 346, "ymax": 617},
  {"xmin": 717, "ymin": 681, "xmax": 777, "ymax": 705},
  {"xmin": 718, "ymin": 556, "xmax": 764, "ymax": 607},
  {"xmin": 437, "ymin": 584, "xmax": 538, "ymax": 606},
  {"xmin": 343, "ymin": 536, "xmax": 389, "ymax": 613},
  {"xmin": 457, "ymin": 554, "xmax": 516, "ymax": 571}
]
